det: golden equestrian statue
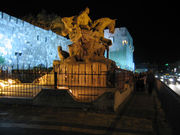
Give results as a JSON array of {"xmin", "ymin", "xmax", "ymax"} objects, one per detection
[{"xmin": 51, "ymin": 8, "xmax": 116, "ymax": 63}]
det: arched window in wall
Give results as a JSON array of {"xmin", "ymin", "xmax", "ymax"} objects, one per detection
[
  {"xmin": 37, "ymin": 35, "xmax": 39, "ymax": 40},
  {"xmin": 122, "ymin": 40, "xmax": 128, "ymax": 46}
]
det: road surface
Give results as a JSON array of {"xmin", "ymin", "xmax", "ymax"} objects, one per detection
[{"xmin": 164, "ymin": 82, "xmax": 180, "ymax": 96}]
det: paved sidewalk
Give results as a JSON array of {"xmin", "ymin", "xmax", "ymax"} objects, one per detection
[
  {"xmin": 0, "ymin": 91, "xmax": 172, "ymax": 135},
  {"xmin": 107, "ymin": 91, "xmax": 172, "ymax": 135}
]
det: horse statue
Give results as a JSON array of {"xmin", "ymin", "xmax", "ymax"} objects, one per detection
[
  {"xmin": 50, "ymin": 8, "xmax": 116, "ymax": 62},
  {"xmin": 92, "ymin": 18, "xmax": 116, "ymax": 34}
]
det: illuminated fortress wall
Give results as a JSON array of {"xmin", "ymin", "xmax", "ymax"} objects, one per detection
[
  {"xmin": 0, "ymin": 11, "xmax": 134, "ymax": 71},
  {"xmin": 104, "ymin": 27, "xmax": 135, "ymax": 71},
  {"xmin": 0, "ymin": 11, "xmax": 72, "ymax": 69}
]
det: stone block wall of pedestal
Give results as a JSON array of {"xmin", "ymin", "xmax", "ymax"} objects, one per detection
[{"xmin": 54, "ymin": 62, "xmax": 111, "ymax": 87}]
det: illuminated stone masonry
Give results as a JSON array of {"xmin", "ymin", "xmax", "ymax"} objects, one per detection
[
  {"xmin": 0, "ymin": 11, "xmax": 134, "ymax": 71},
  {"xmin": 0, "ymin": 11, "xmax": 72, "ymax": 69},
  {"xmin": 104, "ymin": 27, "xmax": 135, "ymax": 71}
]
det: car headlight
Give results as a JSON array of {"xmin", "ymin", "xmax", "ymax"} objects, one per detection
[
  {"xmin": 169, "ymin": 78, "xmax": 174, "ymax": 82},
  {"xmin": 0, "ymin": 82, "xmax": 8, "ymax": 88}
]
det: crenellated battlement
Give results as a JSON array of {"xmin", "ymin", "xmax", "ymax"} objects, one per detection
[
  {"xmin": 0, "ymin": 11, "xmax": 69, "ymax": 43},
  {"xmin": 0, "ymin": 12, "xmax": 24, "ymax": 27}
]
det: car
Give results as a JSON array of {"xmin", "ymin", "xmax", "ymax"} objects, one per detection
[
  {"xmin": 0, "ymin": 80, "xmax": 9, "ymax": 95},
  {"xmin": 176, "ymin": 76, "xmax": 180, "ymax": 84},
  {"xmin": 0, "ymin": 79, "xmax": 18, "ymax": 91},
  {"xmin": 0, "ymin": 80, "xmax": 9, "ymax": 88},
  {"xmin": 166, "ymin": 75, "xmax": 177, "ymax": 85}
]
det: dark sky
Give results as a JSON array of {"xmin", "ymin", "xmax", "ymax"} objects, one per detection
[{"xmin": 0, "ymin": 0, "xmax": 176, "ymax": 64}]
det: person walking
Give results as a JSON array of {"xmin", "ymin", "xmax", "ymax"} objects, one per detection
[{"xmin": 146, "ymin": 70, "xmax": 155, "ymax": 95}]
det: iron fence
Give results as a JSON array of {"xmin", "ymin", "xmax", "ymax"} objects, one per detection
[{"xmin": 0, "ymin": 66, "xmax": 134, "ymax": 102}]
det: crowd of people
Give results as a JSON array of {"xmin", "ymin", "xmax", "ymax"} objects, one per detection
[{"xmin": 134, "ymin": 71, "xmax": 155, "ymax": 95}]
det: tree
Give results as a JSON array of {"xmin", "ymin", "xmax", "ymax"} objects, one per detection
[
  {"xmin": 22, "ymin": 9, "xmax": 64, "ymax": 33},
  {"xmin": 50, "ymin": 17, "xmax": 65, "ymax": 35},
  {"xmin": 0, "ymin": 56, "xmax": 5, "ymax": 65}
]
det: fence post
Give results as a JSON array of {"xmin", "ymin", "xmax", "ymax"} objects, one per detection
[{"xmin": 54, "ymin": 71, "xmax": 57, "ymax": 89}]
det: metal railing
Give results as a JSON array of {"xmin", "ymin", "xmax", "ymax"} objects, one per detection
[
  {"xmin": 155, "ymin": 79, "xmax": 180, "ymax": 134},
  {"xmin": 0, "ymin": 66, "xmax": 134, "ymax": 102},
  {"xmin": 0, "ymin": 68, "xmax": 51, "ymax": 98}
]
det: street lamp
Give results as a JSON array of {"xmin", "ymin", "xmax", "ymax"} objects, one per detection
[{"xmin": 15, "ymin": 52, "xmax": 22, "ymax": 70}]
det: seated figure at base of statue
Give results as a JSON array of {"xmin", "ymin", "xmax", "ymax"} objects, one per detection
[{"xmin": 57, "ymin": 46, "xmax": 69, "ymax": 61}]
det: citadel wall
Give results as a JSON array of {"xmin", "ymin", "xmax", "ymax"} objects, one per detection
[
  {"xmin": 0, "ymin": 11, "xmax": 72, "ymax": 69},
  {"xmin": 104, "ymin": 27, "xmax": 134, "ymax": 71}
]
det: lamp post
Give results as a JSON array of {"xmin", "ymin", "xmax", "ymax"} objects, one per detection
[{"xmin": 15, "ymin": 52, "xmax": 22, "ymax": 71}]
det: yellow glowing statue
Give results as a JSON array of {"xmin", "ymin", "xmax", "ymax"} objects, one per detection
[{"xmin": 52, "ymin": 8, "xmax": 116, "ymax": 62}]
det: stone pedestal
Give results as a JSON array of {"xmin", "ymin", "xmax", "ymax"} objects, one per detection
[{"xmin": 53, "ymin": 60, "xmax": 115, "ymax": 87}]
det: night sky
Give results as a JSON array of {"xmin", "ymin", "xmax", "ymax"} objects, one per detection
[{"xmin": 0, "ymin": 0, "xmax": 176, "ymax": 65}]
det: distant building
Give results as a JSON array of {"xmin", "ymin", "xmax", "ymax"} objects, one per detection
[
  {"xmin": 104, "ymin": 27, "xmax": 135, "ymax": 71},
  {"xmin": 135, "ymin": 63, "xmax": 148, "ymax": 73}
]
